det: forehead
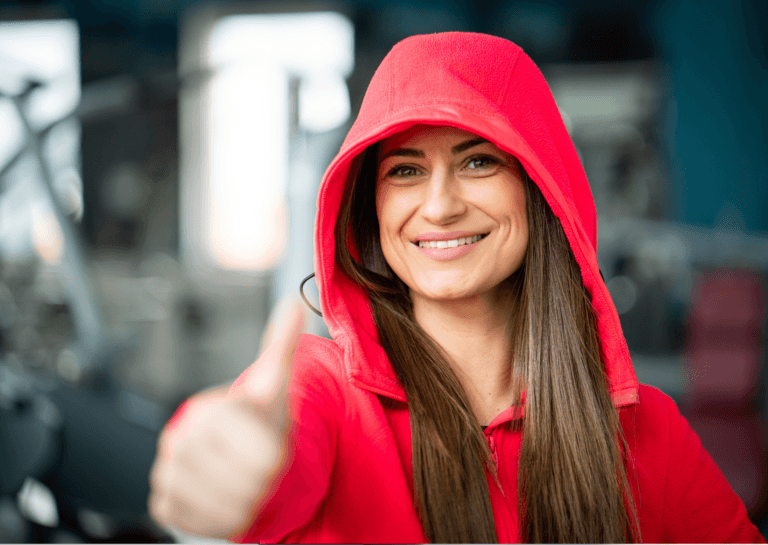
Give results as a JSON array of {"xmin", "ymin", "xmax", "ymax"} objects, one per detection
[{"xmin": 379, "ymin": 124, "xmax": 483, "ymax": 153}]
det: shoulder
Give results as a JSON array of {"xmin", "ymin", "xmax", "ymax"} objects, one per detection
[
  {"xmin": 290, "ymin": 334, "xmax": 347, "ymax": 390},
  {"xmin": 635, "ymin": 382, "xmax": 678, "ymax": 415},
  {"xmin": 621, "ymin": 385, "xmax": 764, "ymax": 543},
  {"xmin": 619, "ymin": 383, "xmax": 679, "ymax": 433},
  {"xmin": 619, "ymin": 383, "xmax": 692, "ymax": 468},
  {"xmin": 287, "ymin": 334, "xmax": 350, "ymax": 424}
]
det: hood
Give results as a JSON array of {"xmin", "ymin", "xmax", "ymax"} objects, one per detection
[{"xmin": 313, "ymin": 32, "xmax": 638, "ymax": 407}]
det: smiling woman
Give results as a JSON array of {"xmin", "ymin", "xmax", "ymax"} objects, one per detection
[
  {"xmin": 149, "ymin": 32, "xmax": 764, "ymax": 545},
  {"xmin": 334, "ymin": 119, "xmax": 634, "ymax": 542},
  {"xmin": 376, "ymin": 125, "xmax": 528, "ymax": 306}
]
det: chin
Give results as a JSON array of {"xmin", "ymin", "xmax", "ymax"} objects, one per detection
[
  {"xmin": 419, "ymin": 289, "xmax": 468, "ymax": 301},
  {"xmin": 411, "ymin": 281, "xmax": 490, "ymax": 303}
]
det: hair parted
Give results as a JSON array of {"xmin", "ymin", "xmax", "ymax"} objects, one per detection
[{"xmin": 335, "ymin": 142, "xmax": 640, "ymax": 544}]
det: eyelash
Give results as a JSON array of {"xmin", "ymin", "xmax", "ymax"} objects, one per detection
[
  {"xmin": 465, "ymin": 155, "xmax": 499, "ymax": 169},
  {"xmin": 386, "ymin": 165, "xmax": 422, "ymax": 178},
  {"xmin": 384, "ymin": 155, "xmax": 500, "ymax": 179}
]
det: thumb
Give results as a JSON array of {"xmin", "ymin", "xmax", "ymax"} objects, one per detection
[
  {"xmin": 242, "ymin": 298, "xmax": 306, "ymax": 408},
  {"xmin": 260, "ymin": 295, "xmax": 304, "ymax": 354}
]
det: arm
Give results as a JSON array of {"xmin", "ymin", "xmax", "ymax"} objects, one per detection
[
  {"xmin": 229, "ymin": 337, "xmax": 345, "ymax": 543},
  {"xmin": 653, "ymin": 391, "xmax": 765, "ymax": 543},
  {"xmin": 149, "ymin": 302, "xmax": 318, "ymax": 539}
]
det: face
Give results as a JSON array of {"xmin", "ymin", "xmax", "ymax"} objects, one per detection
[{"xmin": 376, "ymin": 124, "xmax": 528, "ymax": 305}]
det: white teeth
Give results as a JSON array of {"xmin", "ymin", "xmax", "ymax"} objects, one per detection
[{"xmin": 417, "ymin": 234, "xmax": 484, "ymax": 249}]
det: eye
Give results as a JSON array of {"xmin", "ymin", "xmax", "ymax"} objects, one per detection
[
  {"xmin": 386, "ymin": 164, "xmax": 422, "ymax": 178},
  {"xmin": 465, "ymin": 155, "xmax": 499, "ymax": 170}
]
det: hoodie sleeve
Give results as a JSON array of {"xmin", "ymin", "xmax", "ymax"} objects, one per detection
[
  {"xmin": 642, "ymin": 387, "xmax": 765, "ymax": 543},
  {"xmin": 228, "ymin": 335, "xmax": 346, "ymax": 544}
]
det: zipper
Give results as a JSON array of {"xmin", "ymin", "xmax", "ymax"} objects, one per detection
[{"xmin": 485, "ymin": 432, "xmax": 505, "ymax": 497}]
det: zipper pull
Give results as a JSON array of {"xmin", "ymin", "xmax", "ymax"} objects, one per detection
[{"xmin": 485, "ymin": 433, "xmax": 505, "ymax": 497}]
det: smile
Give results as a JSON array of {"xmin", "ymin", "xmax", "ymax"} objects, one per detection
[
  {"xmin": 411, "ymin": 233, "xmax": 489, "ymax": 261},
  {"xmin": 416, "ymin": 234, "xmax": 486, "ymax": 249}
]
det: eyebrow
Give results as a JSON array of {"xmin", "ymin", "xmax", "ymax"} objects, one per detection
[{"xmin": 380, "ymin": 137, "xmax": 490, "ymax": 161}]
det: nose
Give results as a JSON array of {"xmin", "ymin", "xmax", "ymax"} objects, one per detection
[{"xmin": 420, "ymin": 167, "xmax": 467, "ymax": 225}]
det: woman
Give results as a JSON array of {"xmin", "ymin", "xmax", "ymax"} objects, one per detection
[{"xmin": 149, "ymin": 32, "xmax": 764, "ymax": 543}]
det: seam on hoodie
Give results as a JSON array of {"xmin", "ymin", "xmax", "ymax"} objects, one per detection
[
  {"xmin": 594, "ymin": 260, "xmax": 631, "ymax": 363},
  {"xmin": 330, "ymin": 333, "xmax": 358, "ymax": 426},
  {"xmin": 332, "ymin": 383, "xmax": 405, "ymax": 484},
  {"xmin": 349, "ymin": 376, "xmax": 405, "ymax": 402},
  {"xmin": 624, "ymin": 390, "xmax": 641, "ymax": 539},
  {"xmin": 337, "ymin": 327, "xmax": 405, "ymax": 401},
  {"xmin": 597, "ymin": 283, "xmax": 635, "ymax": 394}
]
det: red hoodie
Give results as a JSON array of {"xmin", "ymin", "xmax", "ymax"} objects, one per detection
[{"xmin": 216, "ymin": 32, "xmax": 763, "ymax": 543}]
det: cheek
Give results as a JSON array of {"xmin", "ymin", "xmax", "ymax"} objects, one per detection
[
  {"xmin": 375, "ymin": 184, "xmax": 388, "ymax": 244},
  {"xmin": 375, "ymin": 186, "xmax": 417, "ymax": 279},
  {"xmin": 375, "ymin": 184, "xmax": 412, "ymax": 239},
  {"xmin": 479, "ymin": 178, "xmax": 527, "ymax": 227},
  {"xmin": 486, "ymin": 178, "xmax": 529, "ymax": 258},
  {"xmin": 510, "ymin": 189, "xmax": 528, "ymax": 233},
  {"xmin": 375, "ymin": 184, "xmax": 399, "ymax": 261},
  {"xmin": 374, "ymin": 182, "xmax": 387, "ymax": 224},
  {"xmin": 511, "ymin": 191, "xmax": 530, "ymax": 259},
  {"xmin": 509, "ymin": 195, "xmax": 529, "ymax": 250},
  {"xmin": 504, "ymin": 177, "xmax": 527, "ymax": 221}
]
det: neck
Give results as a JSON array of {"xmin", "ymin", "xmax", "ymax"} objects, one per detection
[{"xmin": 411, "ymin": 284, "xmax": 518, "ymax": 425}]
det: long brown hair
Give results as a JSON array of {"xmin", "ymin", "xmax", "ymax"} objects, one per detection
[{"xmin": 335, "ymin": 143, "xmax": 640, "ymax": 543}]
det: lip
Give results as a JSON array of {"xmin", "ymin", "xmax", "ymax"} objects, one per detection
[
  {"xmin": 412, "ymin": 233, "xmax": 487, "ymax": 261},
  {"xmin": 412, "ymin": 231, "xmax": 486, "ymax": 243}
]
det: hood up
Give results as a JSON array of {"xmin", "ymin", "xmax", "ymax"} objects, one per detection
[{"xmin": 313, "ymin": 32, "xmax": 638, "ymax": 407}]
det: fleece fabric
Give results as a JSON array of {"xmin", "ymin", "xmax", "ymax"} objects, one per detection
[{"xmin": 198, "ymin": 32, "xmax": 762, "ymax": 542}]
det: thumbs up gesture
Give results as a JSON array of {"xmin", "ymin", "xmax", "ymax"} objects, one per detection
[{"xmin": 149, "ymin": 300, "xmax": 306, "ymax": 539}]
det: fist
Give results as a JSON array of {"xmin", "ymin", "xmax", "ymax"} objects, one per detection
[{"xmin": 148, "ymin": 300, "xmax": 306, "ymax": 539}]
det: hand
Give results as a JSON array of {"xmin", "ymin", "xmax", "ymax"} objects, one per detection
[{"xmin": 148, "ymin": 300, "xmax": 306, "ymax": 539}]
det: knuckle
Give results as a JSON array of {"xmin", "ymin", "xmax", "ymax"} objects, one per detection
[
  {"xmin": 152, "ymin": 492, "xmax": 207, "ymax": 536},
  {"xmin": 148, "ymin": 492, "xmax": 172, "ymax": 526},
  {"xmin": 172, "ymin": 441, "xmax": 197, "ymax": 468}
]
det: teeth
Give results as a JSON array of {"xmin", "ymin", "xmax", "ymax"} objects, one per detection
[{"xmin": 418, "ymin": 234, "xmax": 484, "ymax": 249}]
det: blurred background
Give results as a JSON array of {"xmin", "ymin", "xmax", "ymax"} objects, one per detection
[{"xmin": 0, "ymin": 0, "xmax": 765, "ymax": 541}]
